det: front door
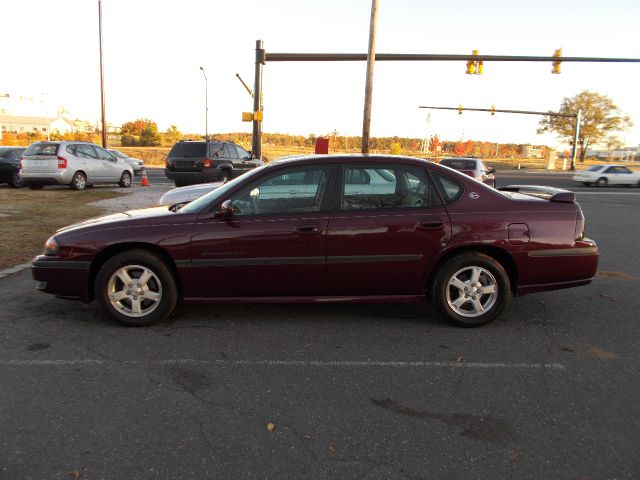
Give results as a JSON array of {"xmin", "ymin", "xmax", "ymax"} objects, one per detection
[
  {"xmin": 188, "ymin": 164, "xmax": 336, "ymax": 298},
  {"xmin": 326, "ymin": 163, "xmax": 451, "ymax": 296}
]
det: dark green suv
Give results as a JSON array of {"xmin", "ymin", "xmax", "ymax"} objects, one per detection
[{"xmin": 164, "ymin": 140, "xmax": 263, "ymax": 187}]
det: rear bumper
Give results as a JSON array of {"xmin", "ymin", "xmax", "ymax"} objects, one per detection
[
  {"xmin": 20, "ymin": 171, "xmax": 72, "ymax": 185},
  {"xmin": 32, "ymin": 256, "xmax": 91, "ymax": 302},
  {"xmin": 165, "ymin": 167, "xmax": 222, "ymax": 184},
  {"xmin": 515, "ymin": 239, "xmax": 599, "ymax": 295}
]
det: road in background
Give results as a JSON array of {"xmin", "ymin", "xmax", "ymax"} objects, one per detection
[{"xmin": 1, "ymin": 187, "xmax": 638, "ymax": 479}]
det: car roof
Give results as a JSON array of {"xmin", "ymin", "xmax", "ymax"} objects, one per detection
[{"xmin": 270, "ymin": 153, "xmax": 436, "ymax": 168}]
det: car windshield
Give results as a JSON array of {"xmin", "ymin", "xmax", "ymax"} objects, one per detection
[
  {"xmin": 24, "ymin": 142, "xmax": 59, "ymax": 156},
  {"xmin": 168, "ymin": 142, "xmax": 207, "ymax": 157},
  {"xmin": 109, "ymin": 150, "xmax": 127, "ymax": 159},
  {"xmin": 180, "ymin": 165, "xmax": 269, "ymax": 213},
  {"xmin": 586, "ymin": 166, "xmax": 605, "ymax": 172}
]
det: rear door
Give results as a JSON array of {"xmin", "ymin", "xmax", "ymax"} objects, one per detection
[
  {"xmin": 75, "ymin": 144, "xmax": 104, "ymax": 182},
  {"xmin": 326, "ymin": 163, "xmax": 451, "ymax": 296}
]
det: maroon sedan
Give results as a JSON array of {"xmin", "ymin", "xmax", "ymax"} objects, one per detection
[{"xmin": 32, "ymin": 155, "xmax": 598, "ymax": 327}]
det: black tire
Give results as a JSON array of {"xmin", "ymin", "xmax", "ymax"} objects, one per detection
[
  {"xmin": 94, "ymin": 249, "xmax": 178, "ymax": 327},
  {"xmin": 174, "ymin": 180, "xmax": 187, "ymax": 187},
  {"xmin": 119, "ymin": 171, "xmax": 132, "ymax": 188},
  {"xmin": 596, "ymin": 177, "xmax": 608, "ymax": 188},
  {"xmin": 431, "ymin": 252, "xmax": 511, "ymax": 327},
  {"xmin": 218, "ymin": 170, "xmax": 231, "ymax": 183},
  {"xmin": 28, "ymin": 184, "xmax": 44, "ymax": 190},
  {"xmin": 581, "ymin": 182, "xmax": 590, "ymax": 187},
  {"xmin": 71, "ymin": 171, "xmax": 87, "ymax": 190},
  {"xmin": 10, "ymin": 170, "xmax": 24, "ymax": 188}
]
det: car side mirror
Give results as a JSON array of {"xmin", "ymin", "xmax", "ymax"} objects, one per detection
[
  {"xmin": 487, "ymin": 168, "xmax": 496, "ymax": 174},
  {"xmin": 215, "ymin": 199, "xmax": 234, "ymax": 219}
]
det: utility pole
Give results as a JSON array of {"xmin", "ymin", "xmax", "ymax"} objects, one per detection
[
  {"xmin": 252, "ymin": 40, "xmax": 265, "ymax": 159},
  {"xmin": 199, "ymin": 66, "xmax": 208, "ymax": 140},
  {"xmin": 361, "ymin": 0, "xmax": 379, "ymax": 154},
  {"xmin": 97, "ymin": 0, "xmax": 107, "ymax": 148},
  {"xmin": 570, "ymin": 109, "xmax": 581, "ymax": 170}
]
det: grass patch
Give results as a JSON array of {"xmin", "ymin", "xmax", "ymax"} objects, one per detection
[{"xmin": 0, "ymin": 188, "xmax": 124, "ymax": 270}]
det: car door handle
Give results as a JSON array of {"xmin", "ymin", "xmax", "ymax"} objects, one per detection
[
  {"xmin": 295, "ymin": 224, "xmax": 321, "ymax": 235},
  {"xmin": 417, "ymin": 220, "xmax": 444, "ymax": 230}
]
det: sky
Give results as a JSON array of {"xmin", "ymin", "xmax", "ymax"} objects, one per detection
[{"xmin": 2, "ymin": 0, "xmax": 639, "ymax": 148}]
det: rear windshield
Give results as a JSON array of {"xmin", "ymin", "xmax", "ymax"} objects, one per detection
[
  {"xmin": 24, "ymin": 143, "xmax": 59, "ymax": 156},
  {"xmin": 168, "ymin": 142, "xmax": 207, "ymax": 158},
  {"xmin": 586, "ymin": 166, "xmax": 605, "ymax": 172},
  {"xmin": 440, "ymin": 159, "xmax": 476, "ymax": 170}
]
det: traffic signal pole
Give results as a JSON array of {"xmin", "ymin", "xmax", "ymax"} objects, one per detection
[
  {"xmin": 252, "ymin": 42, "xmax": 639, "ymax": 158},
  {"xmin": 420, "ymin": 105, "xmax": 582, "ymax": 170}
]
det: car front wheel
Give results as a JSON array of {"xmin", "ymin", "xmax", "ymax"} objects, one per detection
[
  {"xmin": 94, "ymin": 250, "xmax": 178, "ymax": 326},
  {"xmin": 596, "ymin": 177, "xmax": 608, "ymax": 187},
  {"xmin": 119, "ymin": 171, "xmax": 132, "ymax": 188},
  {"xmin": 431, "ymin": 253, "xmax": 511, "ymax": 327}
]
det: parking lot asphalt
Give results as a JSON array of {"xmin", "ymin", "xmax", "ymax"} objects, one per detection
[{"xmin": 1, "ymin": 172, "xmax": 639, "ymax": 479}]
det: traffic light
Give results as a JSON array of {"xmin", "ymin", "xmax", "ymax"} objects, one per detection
[
  {"xmin": 552, "ymin": 48, "xmax": 562, "ymax": 74},
  {"xmin": 466, "ymin": 59, "xmax": 475, "ymax": 74},
  {"xmin": 477, "ymin": 60, "xmax": 484, "ymax": 75},
  {"xmin": 458, "ymin": 104, "xmax": 463, "ymax": 115},
  {"xmin": 466, "ymin": 50, "xmax": 482, "ymax": 75},
  {"xmin": 491, "ymin": 105, "xmax": 496, "ymax": 115}
]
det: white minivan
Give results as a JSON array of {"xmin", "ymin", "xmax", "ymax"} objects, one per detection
[{"xmin": 20, "ymin": 141, "xmax": 134, "ymax": 190}]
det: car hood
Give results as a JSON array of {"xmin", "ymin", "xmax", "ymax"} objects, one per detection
[
  {"xmin": 55, "ymin": 206, "xmax": 177, "ymax": 235},
  {"xmin": 158, "ymin": 181, "xmax": 224, "ymax": 205}
]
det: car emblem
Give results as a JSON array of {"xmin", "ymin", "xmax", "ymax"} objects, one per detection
[{"xmin": 469, "ymin": 192, "xmax": 480, "ymax": 199}]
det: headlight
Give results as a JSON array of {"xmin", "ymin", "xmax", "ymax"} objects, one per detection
[{"xmin": 43, "ymin": 236, "xmax": 59, "ymax": 256}]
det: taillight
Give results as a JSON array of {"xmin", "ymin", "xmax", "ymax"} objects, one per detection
[
  {"xmin": 57, "ymin": 156, "xmax": 67, "ymax": 169},
  {"xmin": 203, "ymin": 158, "xmax": 212, "ymax": 168},
  {"xmin": 18, "ymin": 159, "xmax": 23, "ymax": 170},
  {"xmin": 575, "ymin": 209, "xmax": 585, "ymax": 240}
]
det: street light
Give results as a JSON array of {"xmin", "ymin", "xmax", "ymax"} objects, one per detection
[{"xmin": 199, "ymin": 66, "xmax": 208, "ymax": 141}]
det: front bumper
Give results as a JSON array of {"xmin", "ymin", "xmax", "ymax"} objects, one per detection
[{"xmin": 32, "ymin": 256, "xmax": 92, "ymax": 301}]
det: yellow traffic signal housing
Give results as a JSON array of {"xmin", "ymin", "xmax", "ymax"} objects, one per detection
[
  {"xmin": 466, "ymin": 60, "xmax": 475, "ymax": 74},
  {"xmin": 242, "ymin": 112, "xmax": 253, "ymax": 122},
  {"xmin": 552, "ymin": 48, "xmax": 562, "ymax": 74},
  {"xmin": 491, "ymin": 105, "xmax": 496, "ymax": 115},
  {"xmin": 477, "ymin": 60, "xmax": 484, "ymax": 75},
  {"xmin": 458, "ymin": 104, "xmax": 463, "ymax": 115}
]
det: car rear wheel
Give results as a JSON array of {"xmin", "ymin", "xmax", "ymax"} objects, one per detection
[
  {"xmin": 596, "ymin": 177, "xmax": 608, "ymax": 187},
  {"xmin": 431, "ymin": 252, "xmax": 510, "ymax": 327},
  {"xmin": 219, "ymin": 170, "xmax": 231, "ymax": 183},
  {"xmin": 94, "ymin": 249, "xmax": 178, "ymax": 326},
  {"xmin": 71, "ymin": 172, "xmax": 87, "ymax": 190},
  {"xmin": 119, "ymin": 171, "xmax": 132, "ymax": 188},
  {"xmin": 10, "ymin": 170, "xmax": 24, "ymax": 188}
]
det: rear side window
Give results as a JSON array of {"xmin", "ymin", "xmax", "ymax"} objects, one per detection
[
  {"xmin": 66, "ymin": 144, "xmax": 77, "ymax": 156},
  {"xmin": 209, "ymin": 143, "xmax": 225, "ymax": 158},
  {"xmin": 24, "ymin": 143, "xmax": 59, "ymax": 156},
  {"xmin": 587, "ymin": 166, "xmax": 605, "ymax": 172},
  {"xmin": 432, "ymin": 173, "xmax": 463, "ymax": 203},
  {"xmin": 77, "ymin": 144, "xmax": 98, "ymax": 159},
  {"xmin": 168, "ymin": 142, "xmax": 207, "ymax": 157}
]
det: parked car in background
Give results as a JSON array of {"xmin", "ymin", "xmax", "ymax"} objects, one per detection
[
  {"xmin": 33, "ymin": 154, "xmax": 597, "ymax": 328},
  {"xmin": 158, "ymin": 181, "xmax": 225, "ymax": 205},
  {"xmin": 571, "ymin": 164, "xmax": 640, "ymax": 187},
  {"xmin": 0, "ymin": 146, "xmax": 26, "ymax": 187},
  {"xmin": 164, "ymin": 140, "xmax": 263, "ymax": 187},
  {"xmin": 108, "ymin": 149, "xmax": 144, "ymax": 174},
  {"xmin": 439, "ymin": 157, "xmax": 496, "ymax": 187},
  {"xmin": 20, "ymin": 141, "xmax": 134, "ymax": 190}
]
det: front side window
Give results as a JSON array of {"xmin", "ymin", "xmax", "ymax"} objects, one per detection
[
  {"xmin": 229, "ymin": 165, "xmax": 331, "ymax": 216},
  {"xmin": 341, "ymin": 164, "xmax": 441, "ymax": 210},
  {"xmin": 236, "ymin": 145, "xmax": 250, "ymax": 159}
]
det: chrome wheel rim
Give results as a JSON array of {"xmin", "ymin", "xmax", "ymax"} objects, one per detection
[
  {"xmin": 446, "ymin": 266, "xmax": 498, "ymax": 318},
  {"xmin": 107, "ymin": 265, "xmax": 162, "ymax": 318},
  {"xmin": 122, "ymin": 172, "xmax": 131, "ymax": 186}
]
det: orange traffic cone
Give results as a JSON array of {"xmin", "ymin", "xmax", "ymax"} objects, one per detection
[{"xmin": 140, "ymin": 167, "xmax": 150, "ymax": 187}]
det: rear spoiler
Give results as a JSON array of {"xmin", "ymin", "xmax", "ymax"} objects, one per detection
[{"xmin": 498, "ymin": 185, "xmax": 575, "ymax": 203}]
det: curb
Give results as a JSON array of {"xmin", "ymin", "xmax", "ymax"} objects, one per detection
[{"xmin": 0, "ymin": 262, "xmax": 31, "ymax": 280}]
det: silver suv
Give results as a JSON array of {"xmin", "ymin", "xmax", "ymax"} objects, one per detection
[{"xmin": 20, "ymin": 141, "xmax": 134, "ymax": 190}]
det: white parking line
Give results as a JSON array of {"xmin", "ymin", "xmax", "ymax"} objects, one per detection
[
  {"xmin": 1, "ymin": 359, "xmax": 566, "ymax": 370},
  {"xmin": 0, "ymin": 262, "xmax": 31, "ymax": 280}
]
